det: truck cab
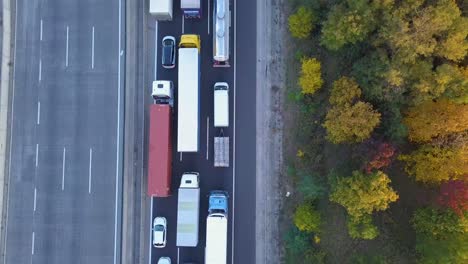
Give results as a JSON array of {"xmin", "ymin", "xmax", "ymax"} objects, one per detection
[
  {"xmin": 208, "ymin": 191, "xmax": 229, "ymax": 214},
  {"xmin": 179, "ymin": 34, "xmax": 201, "ymax": 52},
  {"xmin": 152, "ymin": 80, "xmax": 174, "ymax": 105}
]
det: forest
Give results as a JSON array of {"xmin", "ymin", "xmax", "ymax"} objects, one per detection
[{"xmin": 282, "ymin": 0, "xmax": 467, "ymax": 263}]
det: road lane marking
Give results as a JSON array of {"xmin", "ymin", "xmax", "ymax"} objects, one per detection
[
  {"xmin": 182, "ymin": 16, "xmax": 185, "ymax": 34},
  {"xmin": 91, "ymin": 26, "xmax": 95, "ymax": 69},
  {"xmin": 232, "ymin": 0, "xmax": 237, "ymax": 262},
  {"xmin": 154, "ymin": 21, "xmax": 158, "ymax": 80},
  {"xmin": 62, "ymin": 148, "xmax": 66, "ymax": 190},
  {"xmin": 35, "ymin": 144, "xmax": 39, "ymax": 167},
  {"xmin": 114, "ymin": 0, "xmax": 123, "ymax": 263},
  {"xmin": 208, "ymin": 0, "xmax": 210, "ymax": 35},
  {"xmin": 36, "ymin": 101, "xmax": 40, "ymax": 125},
  {"xmin": 206, "ymin": 117, "xmax": 209, "ymax": 160},
  {"xmin": 177, "ymin": 248, "xmax": 180, "ymax": 264},
  {"xmin": 66, "ymin": 26, "xmax": 69, "ymax": 67},
  {"xmin": 88, "ymin": 148, "xmax": 93, "ymax": 193},
  {"xmin": 148, "ymin": 198, "xmax": 153, "ymax": 264},
  {"xmin": 31, "ymin": 232, "xmax": 35, "ymax": 255},
  {"xmin": 38, "ymin": 59, "xmax": 42, "ymax": 82},
  {"xmin": 33, "ymin": 188, "xmax": 37, "ymax": 212},
  {"xmin": 179, "ymin": 152, "xmax": 182, "ymax": 162},
  {"xmin": 40, "ymin": 19, "xmax": 43, "ymax": 41}
]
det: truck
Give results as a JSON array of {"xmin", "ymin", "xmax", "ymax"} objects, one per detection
[
  {"xmin": 213, "ymin": 0, "xmax": 230, "ymax": 67},
  {"xmin": 177, "ymin": 35, "xmax": 201, "ymax": 153},
  {"xmin": 213, "ymin": 82, "xmax": 230, "ymax": 167},
  {"xmin": 176, "ymin": 173, "xmax": 200, "ymax": 247},
  {"xmin": 205, "ymin": 191, "xmax": 228, "ymax": 264},
  {"xmin": 149, "ymin": 0, "xmax": 173, "ymax": 21},
  {"xmin": 181, "ymin": 0, "xmax": 201, "ymax": 19},
  {"xmin": 148, "ymin": 81, "xmax": 174, "ymax": 197}
]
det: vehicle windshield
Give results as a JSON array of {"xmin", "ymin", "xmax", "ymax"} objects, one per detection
[
  {"xmin": 154, "ymin": 224, "xmax": 164, "ymax": 231},
  {"xmin": 163, "ymin": 39, "xmax": 173, "ymax": 46}
]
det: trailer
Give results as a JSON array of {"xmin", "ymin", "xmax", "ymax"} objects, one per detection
[
  {"xmin": 177, "ymin": 35, "xmax": 201, "ymax": 152},
  {"xmin": 214, "ymin": 137, "xmax": 229, "ymax": 167},
  {"xmin": 181, "ymin": 0, "xmax": 201, "ymax": 18},
  {"xmin": 176, "ymin": 173, "xmax": 200, "ymax": 247},
  {"xmin": 149, "ymin": 0, "xmax": 173, "ymax": 21},
  {"xmin": 213, "ymin": 0, "xmax": 230, "ymax": 67}
]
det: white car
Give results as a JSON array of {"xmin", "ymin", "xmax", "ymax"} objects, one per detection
[
  {"xmin": 153, "ymin": 217, "xmax": 167, "ymax": 248},
  {"xmin": 158, "ymin": 257, "xmax": 171, "ymax": 264}
]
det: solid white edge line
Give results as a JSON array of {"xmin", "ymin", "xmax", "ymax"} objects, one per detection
[
  {"xmin": 31, "ymin": 232, "xmax": 35, "ymax": 255},
  {"xmin": 38, "ymin": 59, "xmax": 42, "ymax": 82},
  {"xmin": 65, "ymin": 26, "xmax": 69, "ymax": 67},
  {"xmin": 3, "ymin": 0, "xmax": 19, "ymax": 261},
  {"xmin": 177, "ymin": 247, "xmax": 180, "ymax": 264},
  {"xmin": 91, "ymin": 26, "xmax": 95, "ymax": 69},
  {"xmin": 154, "ymin": 21, "xmax": 158, "ymax": 80},
  {"xmin": 206, "ymin": 117, "xmax": 209, "ymax": 160},
  {"xmin": 61, "ymin": 147, "xmax": 66, "ymax": 190},
  {"xmin": 40, "ymin": 19, "xmax": 43, "ymax": 41},
  {"xmin": 35, "ymin": 143, "xmax": 39, "ymax": 167},
  {"xmin": 113, "ymin": 0, "xmax": 123, "ymax": 263},
  {"xmin": 148, "ymin": 198, "xmax": 153, "ymax": 264},
  {"xmin": 182, "ymin": 16, "xmax": 184, "ymax": 34},
  {"xmin": 36, "ymin": 101, "xmax": 40, "ymax": 125},
  {"xmin": 208, "ymin": 0, "xmax": 210, "ymax": 35},
  {"xmin": 33, "ymin": 188, "xmax": 37, "ymax": 212},
  {"xmin": 231, "ymin": 0, "xmax": 237, "ymax": 262},
  {"xmin": 179, "ymin": 152, "xmax": 182, "ymax": 162},
  {"xmin": 88, "ymin": 148, "xmax": 93, "ymax": 194}
]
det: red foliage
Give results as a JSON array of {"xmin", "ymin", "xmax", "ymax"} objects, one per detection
[
  {"xmin": 438, "ymin": 180, "xmax": 468, "ymax": 216},
  {"xmin": 365, "ymin": 143, "xmax": 396, "ymax": 174}
]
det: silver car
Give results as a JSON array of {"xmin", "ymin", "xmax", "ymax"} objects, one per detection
[{"xmin": 153, "ymin": 217, "xmax": 167, "ymax": 248}]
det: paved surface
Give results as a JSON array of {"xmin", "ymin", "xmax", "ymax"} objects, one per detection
[
  {"xmin": 3, "ymin": 0, "xmax": 124, "ymax": 263},
  {"xmin": 145, "ymin": 0, "xmax": 256, "ymax": 263}
]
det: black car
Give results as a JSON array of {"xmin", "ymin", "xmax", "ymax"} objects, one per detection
[{"xmin": 162, "ymin": 36, "xmax": 176, "ymax": 69}]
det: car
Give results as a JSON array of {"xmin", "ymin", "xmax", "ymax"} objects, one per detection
[
  {"xmin": 158, "ymin": 257, "xmax": 171, "ymax": 264},
  {"xmin": 152, "ymin": 217, "xmax": 167, "ymax": 248},
  {"xmin": 162, "ymin": 36, "xmax": 176, "ymax": 69}
]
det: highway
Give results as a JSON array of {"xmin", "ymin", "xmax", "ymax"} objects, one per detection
[
  {"xmin": 147, "ymin": 0, "xmax": 256, "ymax": 263},
  {"xmin": 3, "ymin": 0, "xmax": 124, "ymax": 263}
]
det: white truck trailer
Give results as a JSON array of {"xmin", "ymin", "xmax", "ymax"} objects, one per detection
[
  {"xmin": 177, "ymin": 35, "xmax": 201, "ymax": 152},
  {"xmin": 205, "ymin": 191, "xmax": 228, "ymax": 264},
  {"xmin": 149, "ymin": 0, "xmax": 173, "ymax": 21},
  {"xmin": 213, "ymin": 0, "xmax": 230, "ymax": 67},
  {"xmin": 213, "ymin": 82, "xmax": 230, "ymax": 167},
  {"xmin": 176, "ymin": 173, "xmax": 200, "ymax": 247}
]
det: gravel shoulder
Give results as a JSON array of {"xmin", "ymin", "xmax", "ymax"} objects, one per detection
[{"xmin": 256, "ymin": 0, "xmax": 287, "ymax": 263}]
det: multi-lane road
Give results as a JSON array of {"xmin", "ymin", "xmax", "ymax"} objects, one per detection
[
  {"xmin": 4, "ymin": 0, "xmax": 124, "ymax": 263},
  {"xmin": 147, "ymin": 0, "xmax": 256, "ymax": 263},
  {"xmin": 3, "ymin": 0, "xmax": 256, "ymax": 263}
]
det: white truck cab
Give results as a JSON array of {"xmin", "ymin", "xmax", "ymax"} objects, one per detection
[{"xmin": 214, "ymin": 82, "xmax": 229, "ymax": 128}]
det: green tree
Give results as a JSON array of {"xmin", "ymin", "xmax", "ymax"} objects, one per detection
[
  {"xmin": 399, "ymin": 145, "xmax": 468, "ymax": 184},
  {"xmin": 284, "ymin": 227, "xmax": 311, "ymax": 263},
  {"xmin": 299, "ymin": 58, "xmax": 323, "ymax": 95},
  {"xmin": 412, "ymin": 207, "xmax": 466, "ymax": 239},
  {"xmin": 347, "ymin": 215, "xmax": 379, "ymax": 240},
  {"xmin": 324, "ymin": 102, "xmax": 381, "ymax": 144},
  {"xmin": 294, "ymin": 202, "xmax": 321, "ymax": 233},
  {"xmin": 297, "ymin": 174, "xmax": 325, "ymax": 201},
  {"xmin": 330, "ymin": 170, "xmax": 399, "ymax": 219},
  {"xmin": 435, "ymin": 17, "xmax": 468, "ymax": 62},
  {"xmin": 329, "ymin": 77, "xmax": 362, "ymax": 106},
  {"xmin": 288, "ymin": 6, "xmax": 315, "ymax": 39}
]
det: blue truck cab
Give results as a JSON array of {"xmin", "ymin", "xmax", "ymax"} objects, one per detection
[{"xmin": 208, "ymin": 191, "xmax": 228, "ymax": 214}]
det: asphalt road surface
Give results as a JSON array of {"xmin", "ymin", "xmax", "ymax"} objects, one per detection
[
  {"xmin": 4, "ymin": 0, "xmax": 124, "ymax": 263},
  {"xmin": 147, "ymin": 0, "xmax": 256, "ymax": 263}
]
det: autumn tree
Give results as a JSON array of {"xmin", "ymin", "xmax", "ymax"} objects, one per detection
[
  {"xmin": 329, "ymin": 77, "xmax": 362, "ymax": 106},
  {"xmin": 288, "ymin": 6, "xmax": 315, "ymax": 39},
  {"xmin": 438, "ymin": 180, "xmax": 468, "ymax": 216},
  {"xmin": 324, "ymin": 102, "xmax": 381, "ymax": 144},
  {"xmin": 404, "ymin": 100, "xmax": 468, "ymax": 142},
  {"xmin": 299, "ymin": 58, "xmax": 323, "ymax": 95},
  {"xmin": 435, "ymin": 17, "xmax": 468, "ymax": 62},
  {"xmin": 347, "ymin": 215, "xmax": 379, "ymax": 240},
  {"xmin": 294, "ymin": 202, "xmax": 321, "ymax": 233},
  {"xmin": 330, "ymin": 170, "xmax": 399, "ymax": 219},
  {"xmin": 365, "ymin": 143, "xmax": 396, "ymax": 173},
  {"xmin": 399, "ymin": 145, "xmax": 468, "ymax": 184}
]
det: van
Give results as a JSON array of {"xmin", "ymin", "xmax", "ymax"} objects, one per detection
[{"xmin": 214, "ymin": 82, "xmax": 229, "ymax": 127}]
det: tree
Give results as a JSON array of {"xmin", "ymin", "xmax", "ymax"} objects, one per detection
[
  {"xmin": 297, "ymin": 174, "xmax": 325, "ymax": 201},
  {"xmin": 412, "ymin": 207, "xmax": 465, "ymax": 239},
  {"xmin": 347, "ymin": 215, "xmax": 379, "ymax": 240},
  {"xmin": 329, "ymin": 77, "xmax": 362, "ymax": 106},
  {"xmin": 324, "ymin": 102, "xmax": 381, "ymax": 144},
  {"xmin": 321, "ymin": 0, "xmax": 377, "ymax": 50},
  {"xmin": 399, "ymin": 145, "xmax": 468, "ymax": 184},
  {"xmin": 330, "ymin": 170, "xmax": 399, "ymax": 219},
  {"xmin": 294, "ymin": 202, "xmax": 321, "ymax": 233},
  {"xmin": 438, "ymin": 180, "xmax": 468, "ymax": 216},
  {"xmin": 288, "ymin": 6, "xmax": 315, "ymax": 39},
  {"xmin": 365, "ymin": 143, "xmax": 395, "ymax": 173},
  {"xmin": 404, "ymin": 100, "xmax": 468, "ymax": 142},
  {"xmin": 284, "ymin": 226, "xmax": 311, "ymax": 263},
  {"xmin": 299, "ymin": 58, "xmax": 323, "ymax": 95},
  {"xmin": 435, "ymin": 64, "xmax": 468, "ymax": 104},
  {"xmin": 435, "ymin": 16, "xmax": 468, "ymax": 62}
]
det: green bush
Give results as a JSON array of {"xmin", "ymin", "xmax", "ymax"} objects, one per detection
[
  {"xmin": 297, "ymin": 174, "xmax": 325, "ymax": 201},
  {"xmin": 294, "ymin": 202, "xmax": 322, "ymax": 233},
  {"xmin": 347, "ymin": 215, "xmax": 379, "ymax": 240}
]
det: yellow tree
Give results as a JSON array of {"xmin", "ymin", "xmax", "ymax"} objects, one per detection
[
  {"xmin": 435, "ymin": 17, "xmax": 468, "ymax": 62},
  {"xmin": 299, "ymin": 58, "xmax": 323, "ymax": 95},
  {"xmin": 404, "ymin": 100, "xmax": 468, "ymax": 142},
  {"xmin": 399, "ymin": 145, "xmax": 468, "ymax": 184},
  {"xmin": 329, "ymin": 77, "xmax": 362, "ymax": 106},
  {"xmin": 324, "ymin": 102, "xmax": 381, "ymax": 144},
  {"xmin": 288, "ymin": 6, "xmax": 315, "ymax": 39}
]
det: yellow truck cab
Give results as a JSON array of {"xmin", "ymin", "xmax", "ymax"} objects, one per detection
[{"xmin": 179, "ymin": 34, "xmax": 201, "ymax": 52}]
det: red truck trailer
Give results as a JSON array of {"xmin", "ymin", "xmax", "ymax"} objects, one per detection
[{"xmin": 148, "ymin": 81, "xmax": 173, "ymax": 197}]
